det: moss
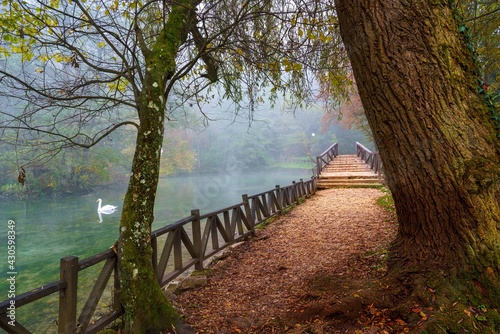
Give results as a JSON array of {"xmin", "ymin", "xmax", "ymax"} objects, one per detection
[
  {"xmin": 191, "ymin": 269, "xmax": 212, "ymax": 276},
  {"xmin": 254, "ymin": 203, "xmax": 300, "ymax": 230},
  {"xmin": 255, "ymin": 216, "xmax": 276, "ymax": 229},
  {"xmin": 117, "ymin": 120, "xmax": 179, "ymax": 332},
  {"xmin": 148, "ymin": 0, "xmax": 193, "ymax": 77},
  {"xmin": 463, "ymin": 156, "xmax": 500, "ymax": 193},
  {"xmin": 398, "ymin": 270, "xmax": 500, "ymax": 332},
  {"xmin": 376, "ymin": 187, "xmax": 396, "ymax": 214},
  {"xmin": 450, "ymin": 1, "xmax": 500, "ymax": 136}
]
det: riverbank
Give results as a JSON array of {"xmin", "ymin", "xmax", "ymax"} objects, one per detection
[{"xmin": 173, "ymin": 188, "xmax": 398, "ymax": 333}]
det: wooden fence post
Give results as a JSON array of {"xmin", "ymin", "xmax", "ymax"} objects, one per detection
[
  {"xmin": 58, "ymin": 256, "xmax": 78, "ymax": 334},
  {"xmin": 292, "ymin": 181, "xmax": 299, "ymax": 205},
  {"xmin": 242, "ymin": 194, "xmax": 255, "ymax": 234},
  {"xmin": 191, "ymin": 209, "xmax": 203, "ymax": 271},
  {"xmin": 275, "ymin": 185, "xmax": 283, "ymax": 210},
  {"xmin": 113, "ymin": 260, "xmax": 120, "ymax": 311},
  {"xmin": 151, "ymin": 237, "xmax": 158, "ymax": 277}
]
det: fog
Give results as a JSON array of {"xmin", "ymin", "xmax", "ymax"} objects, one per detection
[{"xmin": 180, "ymin": 96, "xmax": 373, "ymax": 174}]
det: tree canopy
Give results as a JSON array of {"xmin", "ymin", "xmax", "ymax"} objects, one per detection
[
  {"xmin": 321, "ymin": 0, "xmax": 499, "ymax": 137},
  {"xmin": 0, "ymin": 0, "xmax": 349, "ymax": 154},
  {"xmin": 0, "ymin": 0, "xmax": 350, "ymax": 331}
]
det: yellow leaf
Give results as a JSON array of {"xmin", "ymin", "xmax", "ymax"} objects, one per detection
[
  {"xmin": 307, "ymin": 31, "xmax": 316, "ymax": 39},
  {"xmin": 39, "ymin": 54, "xmax": 50, "ymax": 62},
  {"xmin": 292, "ymin": 63, "xmax": 303, "ymax": 71}
]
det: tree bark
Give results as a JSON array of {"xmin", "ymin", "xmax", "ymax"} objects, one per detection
[
  {"xmin": 116, "ymin": 1, "xmax": 198, "ymax": 332},
  {"xmin": 335, "ymin": 0, "xmax": 500, "ymax": 297},
  {"xmin": 116, "ymin": 98, "xmax": 178, "ymax": 333}
]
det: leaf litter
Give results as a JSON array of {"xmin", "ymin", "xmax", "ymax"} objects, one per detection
[{"xmin": 174, "ymin": 188, "xmax": 400, "ymax": 333}]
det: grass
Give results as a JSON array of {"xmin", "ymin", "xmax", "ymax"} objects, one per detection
[
  {"xmin": 270, "ymin": 162, "xmax": 314, "ymax": 169},
  {"xmin": 376, "ymin": 187, "xmax": 396, "ymax": 214}
]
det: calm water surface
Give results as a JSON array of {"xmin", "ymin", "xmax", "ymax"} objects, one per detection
[{"xmin": 0, "ymin": 169, "xmax": 311, "ymax": 296}]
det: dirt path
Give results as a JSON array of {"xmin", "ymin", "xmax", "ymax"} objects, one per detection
[{"xmin": 174, "ymin": 188, "xmax": 397, "ymax": 333}]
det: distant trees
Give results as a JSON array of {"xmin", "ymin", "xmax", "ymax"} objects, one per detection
[
  {"xmin": 0, "ymin": 0, "xmax": 348, "ymax": 331},
  {"xmin": 189, "ymin": 103, "xmax": 374, "ymax": 172},
  {"xmin": 159, "ymin": 127, "xmax": 196, "ymax": 176}
]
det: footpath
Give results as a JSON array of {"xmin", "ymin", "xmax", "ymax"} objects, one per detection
[{"xmin": 173, "ymin": 188, "xmax": 397, "ymax": 333}]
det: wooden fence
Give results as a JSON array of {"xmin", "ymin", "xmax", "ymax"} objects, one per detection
[
  {"xmin": 0, "ymin": 178, "xmax": 316, "ymax": 334},
  {"xmin": 316, "ymin": 142, "xmax": 338, "ymax": 176},
  {"xmin": 356, "ymin": 142, "xmax": 383, "ymax": 175}
]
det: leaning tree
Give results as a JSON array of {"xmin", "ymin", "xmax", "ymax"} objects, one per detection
[
  {"xmin": 335, "ymin": 0, "xmax": 500, "ymax": 331},
  {"xmin": 0, "ymin": 0, "xmax": 349, "ymax": 332},
  {"xmin": 323, "ymin": 1, "xmax": 499, "ymax": 143}
]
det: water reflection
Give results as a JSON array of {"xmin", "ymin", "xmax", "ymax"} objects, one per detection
[
  {"xmin": 0, "ymin": 169, "xmax": 311, "ymax": 295},
  {"xmin": 96, "ymin": 198, "xmax": 119, "ymax": 223}
]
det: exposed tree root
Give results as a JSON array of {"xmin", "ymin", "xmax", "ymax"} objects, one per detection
[{"xmin": 320, "ymin": 267, "xmax": 500, "ymax": 334}]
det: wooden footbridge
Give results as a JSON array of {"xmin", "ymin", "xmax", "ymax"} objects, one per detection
[
  {"xmin": 316, "ymin": 142, "xmax": 384, "ymax": 188},
  {"xmin": 0, "ymin": 141, "xmax": 382, "ymax": 334}
]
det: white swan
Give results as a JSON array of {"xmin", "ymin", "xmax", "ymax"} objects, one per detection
[{"xmin": 97, "ymin": 199, "xmax": 118, "ymax": 214}]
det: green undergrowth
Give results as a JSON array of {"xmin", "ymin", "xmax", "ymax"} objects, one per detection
[
  {"xmin": 255, "ymin": 200, "xmax": 303, "ymax": 229},
  {"xmin": 389, "ymin": 270, "xmax": 500, "ymax": 333},
  {"xmin": 191, "ymin": 268, "xmax": 212, "ymax": 276},
  {"xmin": 376, "ymin": 187, "xmax": 396, "ymax": 215}
]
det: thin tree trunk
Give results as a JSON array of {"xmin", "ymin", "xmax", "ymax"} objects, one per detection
[
  {"xmin": 115, "ymin": 1, "xmax": 199, "ymax": 331},
  {"xmin": 335, "ymin": 0, "xmax": 500, "ymax": 284},
  {"xmin": 116, "ymin": 94, "xmax": 179, "ymax": 332}
]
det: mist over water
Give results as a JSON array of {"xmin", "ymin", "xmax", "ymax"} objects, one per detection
[
  {"xmin": 0, "ymin": 96, "xmax": 372, "ymax": 332},
  {"xmin": 0, "ymin": 168, "xmax": 310, "ymax": 297}
]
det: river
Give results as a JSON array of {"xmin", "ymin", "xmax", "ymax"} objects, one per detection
[{"xmin": 0, "ymin": 168, "xmax": 311, "ymax": 298}]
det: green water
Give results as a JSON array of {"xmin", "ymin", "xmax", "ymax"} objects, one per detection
[{"xmin": 0, "ymin": 168, "xmax": 310, "ymax": 333}]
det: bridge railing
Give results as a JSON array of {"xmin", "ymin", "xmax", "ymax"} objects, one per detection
[
  {"xmin": 316, "ymin": 142, "xmax": 338, "ymax": 175},
  {"xmin": 0, "ymin": 178, "xmax": 316, "ymax": 334},
  {"xmin": 356, "ymin": 142, "xmax": 383, "ymax": 175}
]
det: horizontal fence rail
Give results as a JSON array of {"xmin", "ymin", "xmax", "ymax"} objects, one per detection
[
  {"xmin": 316, "ymin": 142, "xmax": 338, "ymax": 176},
  {"xmin": 356, "ymin": 142, "xmax": 383, "ymax": 175},
  {"xmin": 0, "ymin": 178, "xmax": 317, "ymax": 334}
]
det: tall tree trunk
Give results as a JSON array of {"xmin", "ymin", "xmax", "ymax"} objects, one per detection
[
  {"xmin": 116, "ymin": 99, "xmax": 179, "ymax": 333},
  {"xmin": 116, "ymin": 1, "xmax": 198, "ymax": 332},
  {"xmin": 335, "ymin": 0, "xmax": 500, "ymax": 308}
]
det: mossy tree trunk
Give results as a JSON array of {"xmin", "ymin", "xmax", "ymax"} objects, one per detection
[
  {"xmin": 116, "ymin": 1, "xmax": 198, "ymax": 332},
  {"xmin": 116, "ymin": 92, "xmax": 176, "ymax": 333},
  {"xmin": 335, "ymin": 0, "xmax": 500, "ymax": 311}
]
